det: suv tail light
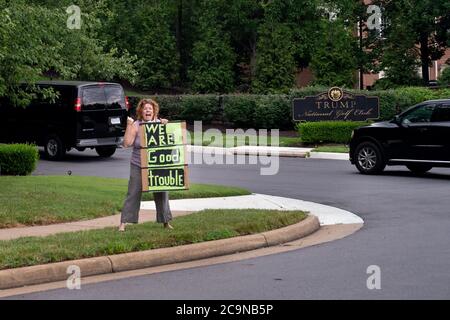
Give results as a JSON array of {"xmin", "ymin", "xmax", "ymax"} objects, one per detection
[
  {"xmin": 125, "ymin": 96, "xmax": 130, "ymax": 110},
  {"xmin": 74, "ymin": 97, "xmax": 82, "ymax": 112}
]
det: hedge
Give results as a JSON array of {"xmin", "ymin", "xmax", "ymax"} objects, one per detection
[
  {"xmin": 222, "ymin": 94, "xmax": 258, "ymax": 128},
  {"xmin": 297, "ymin": 121, "xmax": 369, "ymax": 144},
  {"xmin": 0, "ymin": 144, "xmax": 39, "ymax": 176},
  {"xmin": 127, "ymin": 95, "xmax": 219, "ymax": 124},
  {"xmin": 222, "ymin": 94, "xmax": 292, "ymax": 129},
  {"xmin": 127, "ymin": 86, "xmax": 450, "ymax": 129}
]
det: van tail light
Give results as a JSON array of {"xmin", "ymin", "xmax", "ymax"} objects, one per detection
[
  {"xmin": 125, "ymin": 96, "xmax": 130, "ymax": 110},
  {"xmin": 74, "ymin": 98, "xmax": 82, "ymax": 112}
]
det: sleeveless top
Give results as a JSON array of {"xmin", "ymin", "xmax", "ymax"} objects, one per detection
[{"xmin": 130, "ymin": 119, "xmax": 161, "ymax": 167}]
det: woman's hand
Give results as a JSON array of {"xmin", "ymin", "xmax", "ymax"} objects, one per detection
[
  {"xmin": 160, "ymin": 118, "xmax": 169, "ymax": 124},
  {"xmin": 127, "ymin": 116, "xmax": 135, "ymax": 126}
]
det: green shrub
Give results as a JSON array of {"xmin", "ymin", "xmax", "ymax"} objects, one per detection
[
  {"xmin": 373, "ymin": 90, "xmax": 401, "ymax": 120},
  {"xmin": 127, "ymin": 95, "xmax": 218, "ymax": 123},
  {"xmin": 438, "ymin": 66, "xmax": 450, "ymax": 86},
  {"xmin": 0, "ymin": 144, "xmax": 39, "ymax": 176},
  {"xmin": 222, "ymin": 94, "xmax": 294, "ymax": 129},
  {"xmin": 288, "ymin": 86, "xmax": 329, "ymax": 99},
  {"xmin": 127, "ymin": 95, "xmax": 184, "ymax": 120},
  {"xmin": 150, "ymin": 96, "xmax": 184, "ymax": 120},
  {"xmin": 127, "ymin": 86, "xmax": 450, "ymax": 129},
  {"xmin": 430, "ymin": 87, "xmax": 450, "ymax": 99},
  {"xmin": 298, "ymin": 121, "xmax": 368, "ymax": 144},
  {"xmin": 254, "ymin": 95, "xmax": 292, "ymax": 129},
  {"xmin": 222, "ymin": 95, "xmax": 258, "ymax": 128},
  {"xmin": 178, "ymin": 95, "xmax": 220, "ymax": 123}
]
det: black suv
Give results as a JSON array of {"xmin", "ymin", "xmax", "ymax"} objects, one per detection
[
  {"xmin": 350, "ymin": 99, "xmax": 450, "ymax": 174},
  {"xmin": 0, "ymin": 81, "xmax": 129, "ymax": 160}
]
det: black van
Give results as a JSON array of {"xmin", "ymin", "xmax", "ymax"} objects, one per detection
[{"xmin": 0, "ymin": 81, "xmax": 129, "ymax": 160}]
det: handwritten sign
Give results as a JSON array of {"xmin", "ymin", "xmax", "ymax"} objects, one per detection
[
  {"xmin": 293, "ymin": 87, "xmax": 380, "ymax": 122},
  {"xmin": 140, "ymin": 121, "xmax": 188, "ymax": 192},
  {"xmin": 142, "ymin": 122, "xmax": 184, "ymax": 147}
]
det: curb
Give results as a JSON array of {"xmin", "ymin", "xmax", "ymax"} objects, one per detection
[
  {"xmin": 0, "ymin": 215, "xmax": 319, "ymax": 290},
  {"xmin": 307, "ymin": 152, "xmax": 349, "ymax": 161},
  {"xmin": 230, "ymin": 150, "xmax": 307, "ymax": 158},
  {"xmin": 186, "ymin": 145, "xmax": 310, "ymax": 158},
  {"xmin": 230, "ymin": 147, "xmax": 309, "ymax": 158}
]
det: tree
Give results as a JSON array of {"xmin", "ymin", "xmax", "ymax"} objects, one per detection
[
  {"xmin": 309, "ymin": 21, "xmax": 359, "ymax": 88},
  {"xmin": 373, "ymin": 0, "xmax": 450, "ymax": 85},
  {"xmin": 309, "ymin": 1, "xmax": 360, "ymax": 88},
  {"xmin": 187, "ymin": 0, "xmax": 236, "ymax": 93},
  {"xmin": 133, "ymin": 1, "xmax": 180, "ymax": 90},
  {"xmin": 221, "ymin": 0, "xmax": 263, "ymax": 91},
  {"xmin": 99, "ymin": 0, "xmax": 180, "ymax": 90},
  {"xmin": 252, "ymin": 23, "xmax": 296, "ymax": 93},
  {"xmin": 0, "ymin": 1, "xmax": 137, "ymax": 105},
  {"xmin": 252, "ymin": 0, "xmax": 321, "ymax": 93}
]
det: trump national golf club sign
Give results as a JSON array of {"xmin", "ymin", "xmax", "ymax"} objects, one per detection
[
  {"xmin": 292, "ymin": 87, "xmax": 380, "ymax": 122},
  {"xmin": 140, "ymin": 121, "xmax": 189, "ymax": 192}
]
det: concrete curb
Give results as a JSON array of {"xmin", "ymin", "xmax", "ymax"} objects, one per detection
[
  {"xmin": 0, "ymin": 257, "xmax": 113, "ymax": 291},
  {"xmin": 231, "ymin": 151, "xmax": 307, "ymax": 158},
  {"xmin": 187, "ymin": 145, "xmax": 352, "ymax": 159},
  {"xmin": 230, "ymin": 146, "xmax": 309, "ymax": 158},
  {"xmin": 307, "ymin": 152, "xmax": 349, "ymax": 161},
  {"xmin": 186, "ymin": 145, "xmax": 311, "ymax": 158},
  {"xmin": 0, "ymin": 216, "xmax": 319, "ymax": 290}
]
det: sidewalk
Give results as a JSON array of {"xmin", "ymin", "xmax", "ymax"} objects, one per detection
[
  {"xmin": 0, "ymin": 210, "xmax": 193, "ymax": 241},
  {"xmin": 0, "ymin": 194, "xmax": 362, "ymax": 241},
  {"xmin": 0, "ymin": 194, "xmax": 363, "ymax": 291}
]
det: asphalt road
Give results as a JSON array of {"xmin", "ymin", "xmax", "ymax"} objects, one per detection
[{"xmin": 10, "ymin": 148, "xmax": 450, "ymax": 299}]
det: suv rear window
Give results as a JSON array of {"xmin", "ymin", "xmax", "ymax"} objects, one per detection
[{"xmin": 82, "ymin": 85, "xmax": 125, "ymax": 110}]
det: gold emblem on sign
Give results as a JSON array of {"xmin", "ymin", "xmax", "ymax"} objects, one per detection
[{"xmin": 328, "ymin": 87, "xmax": 343, "ymax": 102}]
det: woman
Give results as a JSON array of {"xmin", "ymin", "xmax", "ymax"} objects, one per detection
[{"xmin": 119, "ymin": 98, "xmax": 173, "ymax": 231}]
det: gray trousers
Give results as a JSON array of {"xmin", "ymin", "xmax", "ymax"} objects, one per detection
[{"xmin": 121, "ymin": 164, "xmax": 172, "ymax": 224}]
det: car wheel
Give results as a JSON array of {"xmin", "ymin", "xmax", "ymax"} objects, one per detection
[
  {"xmin": 96, "ymin": 146, "xmax": 116, "ymax": 158},
  {"xmin": 44, "ymin": 135, "xmax": 66, "ymax": 161},
  {"xmin": 354, "ymin": 142, "xmax": 386, "ymax": 175},
  {"xmin": 406, "ymin": 164, "xmax": 432, "ymax": 174}
]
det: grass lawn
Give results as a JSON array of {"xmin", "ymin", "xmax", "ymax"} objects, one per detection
[
  {"xmin": 189, "ymin": 131, "xmax": 303, "ymax": 147},
  {"xmin": 0, "ymin": 209, "xmax": 307, "ymax": 270},
  {"xmin": 0, "ymin": 176, "xmax": 250, "ymax": 228},
  {"xmin": 311, "ymin": 145, "xmax": 349, "ymax": 153}
]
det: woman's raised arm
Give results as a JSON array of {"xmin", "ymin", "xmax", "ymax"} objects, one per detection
[{"xmin": 123, "ymin": 117, "xmax": 138, "ymax": 148}]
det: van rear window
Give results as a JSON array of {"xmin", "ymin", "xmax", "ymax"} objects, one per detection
[
  {"xmin": 105, "ymin": 85, "xmax": 126, "ymax": 109},
  {"xmin": 82, "ymin": 86, "xmax": 106, "ymax": 110},
  {"xmin": 82, "ymin": 85, "xmax": 125, "ymax": 110}
]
